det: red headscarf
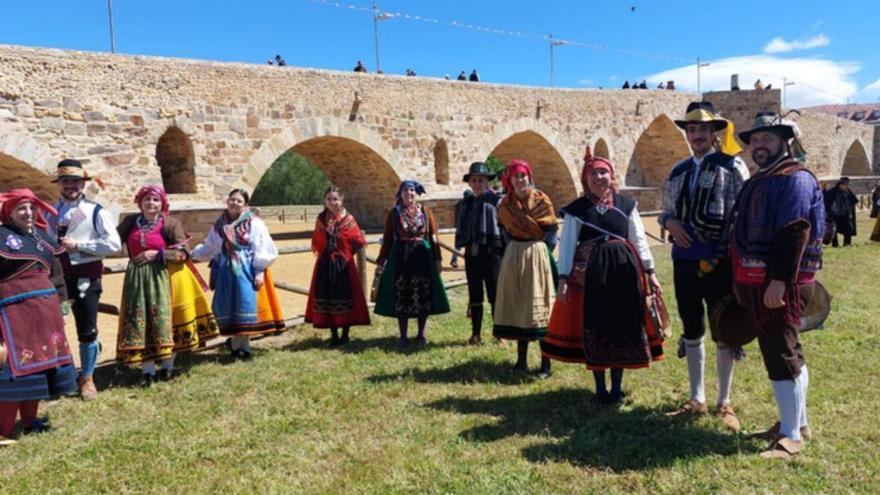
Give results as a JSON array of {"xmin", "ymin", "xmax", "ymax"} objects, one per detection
[
  {"xmin": 501, "ymin": 159, "xmax": 533, "ymax": 193},
  {"xmin": 582, "ymin": 146, "xmax": 617, "ymax": 205},
  {"xmin": 134, "ymin": 184, "xmax": 170, "ymax": 215},
  {"xmin": 0, "ymin": 188, "xmax": 57, "ymax": 230}
]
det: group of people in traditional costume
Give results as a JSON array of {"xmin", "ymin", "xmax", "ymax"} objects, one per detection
[
  {"xmin": 0, "ymin": 161, "xmax": 287, "ymax": 443},
  {"xmin": 0, "ymin": 98, "xmax": 848, "ymax": 461}
]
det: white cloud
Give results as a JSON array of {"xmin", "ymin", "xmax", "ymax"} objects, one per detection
[
  {"xmin": 763, "ymin": 34, "xmax": 830, "ymax": 54},
  {"xmin": 643, "ymin": 55, "xmax": 860, "ymax": 108},
  {"xmin": 864, "ymin": 78, "xmax": 880, "ymax": 92},
  {"xmin": 578, "ymin": 79, "xmax": 594, "ymax": 86}
]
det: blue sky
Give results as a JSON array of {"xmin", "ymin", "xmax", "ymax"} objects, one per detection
[{"xmin": 4, "ymin": 1, "xmax": 880, "ymax": 107}]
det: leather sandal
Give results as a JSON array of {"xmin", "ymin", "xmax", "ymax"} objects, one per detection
[
  {"xmin": 750, "ymin": 422, "xmax": 812, "ymax": 441},
  {"xmin": 714, "ymin": 404, "xmax": 741, "ymax": 432},
  {"xmin": 760, "ymin": 437, "xmax": 804, "ymax": 459},
  {"xmin": 666, "ymin": 399, "xmax": 708, "ymax": 416}
]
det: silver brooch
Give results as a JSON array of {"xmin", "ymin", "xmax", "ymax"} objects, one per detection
[
  {"xmin": 596, "ymin": 205, "xmax": 609, "ymax": 215},
  {"xmin": 5, "ymin": 234, "xmax": 23, "ymax": 251}
]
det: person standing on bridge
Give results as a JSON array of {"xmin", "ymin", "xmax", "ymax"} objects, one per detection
[
  {"xmin": 192, "ymin": 189, "xmax": 285, "ymax": 360},
  {"xmin": 374, "ymin": 180, "xmax": 450, "ymax": 347},
  {"xmin": 45, "ymin": 159, "xmax": 121, "ymax": 401},
  {"xmin": 305, "ymin": 186, "xmax": 370, "ymax": 347},
  {"xmin": 454, "ymin": 162, "xmax": 505, "ymax": 345},
  {"xmin": 116, "ymin": 185, "xmax": 218, "ymax": 385},
  {"xmin": 660, "ymin": 101, "xmax": 749, "ymax": 431},
  {"xmin": 493, "ymin": 160, "xmax": 557, "ymax": 378},
  {"xmin": 545, "ymin": 147, "xmax": 664, "ymax": 403},
  {"xmin": 0, "ymin": 189, "xmax": 78, "ymax": 444}
]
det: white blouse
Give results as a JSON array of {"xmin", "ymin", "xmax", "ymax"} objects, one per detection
[
  {"xmin": 191, "ymin": 215, "xmax": 278, "ymax": 272},
  {"xmin": 557, "ymin": 207, "xmax": 654, "ymax": 276}
]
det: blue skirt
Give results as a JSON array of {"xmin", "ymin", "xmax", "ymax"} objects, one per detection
[{"xmin": 0, "ymin": 362, "xmax": 78, "ymax": 402}]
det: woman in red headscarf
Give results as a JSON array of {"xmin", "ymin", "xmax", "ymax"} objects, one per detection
[
  {"xmin": 0, "ymin": 189, "xmax": 78, "ymax": 444},
  {"xmin": 548, "ymin": 147, "xmax": 664, "ymax": 404},
  {"xmin": 116, "ymin": 185, "xmax": 218, "ymax": 385},
  {"xmin": 493, "ymin": 160, "xmax": 558, "ymax": 377}
]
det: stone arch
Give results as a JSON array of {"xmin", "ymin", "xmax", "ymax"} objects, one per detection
[
  {"xmin": 593, "ymin": 137, "xmax": 611, "ymax": 161},
  {"xmin": 247, "ymin": 118, "xmax": 403, "ymax": 227},
  {"xmin": 626, "ymin": 114, "xmax": 691, "ymax": 187},
  {"xmin": 0, "ymin": 130, "xmax": 58, "ymax": 200},
  {"xmin": 433, "ymin": 138, "xmax": 450, "ymax": 185},
  {"xmin": 840, "ymin": 139, "xmax": 871, "ymax": 176},
  {"xmin": 482, "ymin": 118, "xmax": 578, "ymax": 206},
  {"xmin": 156, "ymin": 126, "xmax": 197, "ymax": 194}
]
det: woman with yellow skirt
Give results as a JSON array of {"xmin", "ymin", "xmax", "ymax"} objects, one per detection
[
  {"xmin": 117, "ymin": 185, "xmax": 218, "ymax": 385},
  {"xmin": 192, "ymin": 189, "xmax": 285, "ymax": 360}
]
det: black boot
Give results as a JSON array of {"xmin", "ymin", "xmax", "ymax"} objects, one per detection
[
  {"xmin": 608, "ymin": 368, "xmax": 625, "ymax": 403},
  {"xmin": 514, "ymin": 340, "xmax": 529, "ymax": 371},
  {"xmin": 593, "ymin": 370, "xmax": 610, "ymax": 403},
  {"xmin": 329, "ymin": 327, "xmax": 341, "ymax": 347},
  {"xmin": 537, "ymin": 357, "xmax": 552, "ymax": 379},
  {"xmin": 469, "ymin": 304, "xmax": 483, "ymax": 345},
  {"xmin": 340, "ymin": 326, "xmax": 350, "ymax": 345}
]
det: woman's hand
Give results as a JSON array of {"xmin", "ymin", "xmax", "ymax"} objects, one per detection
[
  {"xmin": 649, "ymin": 273, "xmax": 663, "ymax": 295},
  {"xmin": 133, "ymin": 249, "xmax": 158, "ymax": 265},
  {"xmin": 557, "ymin": 278, "xmax": 570, "ymax": 303},
  {"xmin": 254, "ymin": 272, "xmax": 265, "ymax": 290}
]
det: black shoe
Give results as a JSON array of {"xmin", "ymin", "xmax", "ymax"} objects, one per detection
[
  {"xmin": 339, "ymin": 335, "xmax": 350, "ymax": 345},
  {"xmin": 158, "ymin": 369, "xmax": 177, "ymax": 382},
  {"xmin": 23, "ymin": 416, "xmax": 51, "ymax": 435},
  {"xmin": 607, "ymin": 390, "xmax": 627, "ymax": 404},
  {"xmin": 593, "ymin": 391, "xmax": 611, "ymax": 404},
  {"xmin": 233, "ymin": 349, "xmax": 253, "ymax": 361},
  {"xmin": 141, "ymin": 373, "xmax": 157, "ymax": 388},
  {"xmin": 512, "ymin": 361, "xmax": 528, "ymax": 372},
  {"xmin": 328, "ymin": 338, "xmax": 341, "ymax": 348}
]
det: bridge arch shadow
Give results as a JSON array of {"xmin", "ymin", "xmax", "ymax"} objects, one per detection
[
  {"xmin": 0, "ymin": 131, "xmax": 59, "ymax": 200},
  {"xmin": 247, "ymin": 118, "xmax": 403, "ymax": 228},
  {"xmin": 840, "ymin": 139, "xmax": 872, "ymax": 176},
  {"xmin": 626, "ymin": 114, "xmax": 691, "ymax": 187},
  {"xmin": 156, "ymin": 126, "xmax": 197, "ymax": 194},
  {"xmin": 483, "ymin": 119, "xmax": 578, "ymax": 207}
]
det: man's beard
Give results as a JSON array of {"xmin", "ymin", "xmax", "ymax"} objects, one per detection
[
  {"xmin": 751, "ymin": 147, "xmax": 784, "ymax": 168},
  {"xmin": 62, "ymin": 189, "xmax": 83, "ymax": 201}
]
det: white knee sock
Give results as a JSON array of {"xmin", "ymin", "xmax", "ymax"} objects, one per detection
[
  {"xmin": 771, "ymin": 379, "xmax": 802, "ymax": 441},
  {"xmin": 235, "ymin": 336, "xmax": 251, "ymax": 353},
  {"xmin": 716, "ymin": 346, "xmax": 735, "ymax": 406},
  {"xmin": 798, "ymin": 365, "xmax": 809, "ymax": 428},
  {"xmin": 161, "ymin": 354, "xmax": 176, "ymax": 371},
  {"xmin": 685, "ymin": 337, "xmax": 706, "ymax": 404},
  {"xmin": 142, "ymin": 360, "xmax": 157, "ymax": 376}
]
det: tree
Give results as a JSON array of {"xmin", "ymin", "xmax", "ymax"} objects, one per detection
[
  {"xmin": 251, "ymin": 151, "xmax": 332, "ymax": 206},
  {"xmin": 485, "ymin": 155, "xmax": 506, "ymax": 190}
]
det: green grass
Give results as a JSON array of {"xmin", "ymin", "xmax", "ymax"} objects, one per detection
[{"xmin": 3, "ymin": 216, "xmax": 880, "ymax": 494}]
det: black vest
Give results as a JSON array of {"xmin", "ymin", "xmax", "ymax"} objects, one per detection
[
  {"xmin": 561, "ymin": 194, "xmax": 635, "ymax": 243},
  {"xmin": 0, "ymin": 225, "xmax": 63, "ymax": 280}
]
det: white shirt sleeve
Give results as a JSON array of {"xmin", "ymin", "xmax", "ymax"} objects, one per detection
[
  {"xmin": 628, "ymin": 208, "xmax": 654, "ymax": 271},
  {"xmin": 250, "ymin": 217, "xmax": 278, "ymax": 272},
  {"xmin": 557, "ymin": 214, "xmax": 581, "ymax": 277},
  {"xmin": 191, "ymin": 227, "xmax": 223, "ymax": 262},
  {"xmin": 77, "ymin": 208, "xmax": 122, "ymax": 257}
]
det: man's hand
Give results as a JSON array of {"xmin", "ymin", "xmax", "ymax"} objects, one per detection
[
  {"xmin": 665, "ymin": 219, "xmax": 693, "ymax": 249},
  {"xmin": 60, "ymin": 237, "xmax": 78, "ymax": 253},
  {"xmin": 763, "ymin": 279, "xmax": 786, "ymax": 309},
  {"xmin": 649, "ymin": 273, "xmax": 663, "ymax": 295}
]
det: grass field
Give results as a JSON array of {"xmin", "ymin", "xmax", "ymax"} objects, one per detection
[{"xmin": 2, "ymin": 216, "xmax": 879, "ymax": 494}]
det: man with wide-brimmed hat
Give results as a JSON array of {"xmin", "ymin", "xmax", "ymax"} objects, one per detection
[
  {"xmin": 660, "ymin": 101, "xmax": 750, "ymax": 431},
  {"xmin": 731, "ymin": 112, "xmax": 825, "ymax": 459},
  {"xmin": 45, "ymin": 159, "xmax": 121, "ymax": 400},
  {"xmin": 454, "ymin": 162, "xmax": 505, "ymax": 345}
]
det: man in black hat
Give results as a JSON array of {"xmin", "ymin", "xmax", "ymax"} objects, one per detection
[
  {"xmin": 45, "ymin": 159, "xmax": 121, "ymax": 400},
  {"xmin": 731, "ymin": 112, "xmax": 825, "ymax": 459},
  {"xmin": 660, "ymin": 101, "xmax": 750, "ymax": 431},
  {"xmin": 454, "ymin": 162, "xmax": 505, "ymax": 345}
]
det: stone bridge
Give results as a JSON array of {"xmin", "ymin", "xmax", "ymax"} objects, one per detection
[{"xmin": 1, "ymin": 45, "xmax": 876, "ymax": 228}]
